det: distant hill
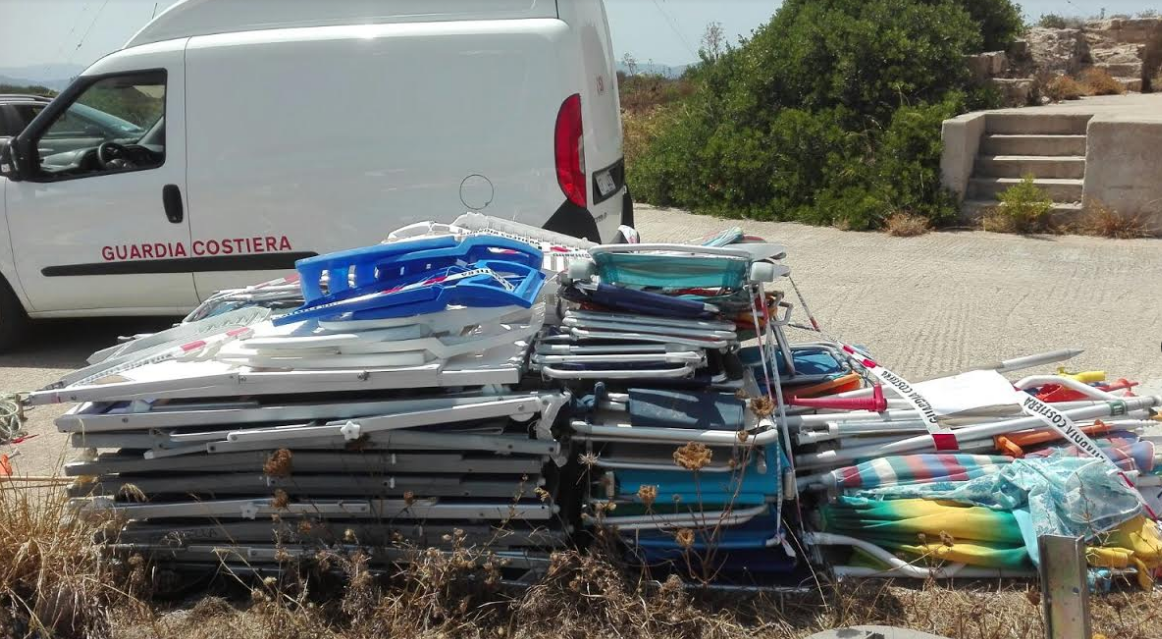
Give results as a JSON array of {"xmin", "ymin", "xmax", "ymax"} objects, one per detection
[
  {"xmin": 615, "ymin": 61, "xmax": 690, "ymax": 78},
  {"xmin": 0, "ymin": 64, "xmax": 86, "ymax": 92}
]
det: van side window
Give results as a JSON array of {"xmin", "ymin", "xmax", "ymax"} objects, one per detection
[{"xmin": 32, "ymin": 70, "xmax": 166, "ymax": 180}]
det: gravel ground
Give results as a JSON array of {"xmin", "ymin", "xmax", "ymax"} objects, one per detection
[{"xmin": 3, "ymin": 205, "xmax": 1161, "ymax": 478}]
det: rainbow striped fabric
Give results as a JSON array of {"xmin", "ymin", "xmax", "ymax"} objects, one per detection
[{"xmin": 829, "ymin": 454, "xmax": 1012, "ymax": 490}]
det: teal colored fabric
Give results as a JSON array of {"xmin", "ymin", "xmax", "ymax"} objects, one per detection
[{"xmin": 594, "ymin": 253, "xmax": 748, "ymax": 290}]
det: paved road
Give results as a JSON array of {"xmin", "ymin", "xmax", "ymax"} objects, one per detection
[{"xmin": 4, "ymin": 205, "xmax": 1161, "ymax": 477}]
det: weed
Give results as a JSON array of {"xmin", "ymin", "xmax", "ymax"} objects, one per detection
[
  {"xmin": 1076, "ymin": 200, "xmax": 1152, "ymax": 238},
  {"xmin": 0, "ymin": 485, "xmax": 135, "ymax": 638},
  {"xmin": 884, "ymin": 213, "xmax": 932, "ymax": 237},
  {"xmin": 1046, "ymin": 74, "xmax": 1086, "ymax": 101},
  {"xmin": 1037, "ymin": 14, "xmax": 1085, "ymax": 29},
  {"xmin": 983, "ymin": 175, "xmax": 1054, "ymax": 234},
  {"xmin": 1080, "ymin": 67, "xmax": 1127, "ymax": 95}
]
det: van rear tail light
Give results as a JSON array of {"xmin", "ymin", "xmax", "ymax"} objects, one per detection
[{"xmin": 554, "ymin": 93, "xmax": 586, "ymax": 208}]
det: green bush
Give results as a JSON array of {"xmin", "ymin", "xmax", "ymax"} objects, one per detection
[
  {"xmin": 947, "ymin": 0, "xmax": 1024, "ymax": 51},
  {"xmin": 631, "ymin": 0, "xmax": 1011, "ymax": 229},
  {"xmin": 984, "ymin": 175, "xmax": 1053, "ymax": 233}
]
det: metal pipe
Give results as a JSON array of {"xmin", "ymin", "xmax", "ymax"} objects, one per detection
[
  {"xmin": 794, "ymin": 396, "xmax": 1161, "ymax": 469},
  {"xmin": 834, "ymin": 349, "xmax": 1084, "ymax": 399}
]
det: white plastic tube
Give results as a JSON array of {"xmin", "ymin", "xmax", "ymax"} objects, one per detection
[
  {"xmin": 806, "ymin": 532, "xmax": 1039, "ymax": 579},
  {"xmin": 795, "ymin": 396, "xmax": 1161, "ymax": 469},
  {"xmin": 570, "ymin": 419, "xmax": 779, "ymax": 445}
]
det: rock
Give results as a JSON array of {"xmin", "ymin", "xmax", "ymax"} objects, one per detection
[
  {"xmin": 1025, "ymin": 27, "xmax": 1089, "ymax": 75},
  {"xmin": 1008, "ymin": 39, "xmax": 1029, "ymax": 60},
  {"xmin": 1086, "ymin": 17, "xmax": 1162, "ymax": 46},
  {"xmin": 992, "ymin": 78, "xmax": 1034, "ymax": 106},
  {"xmin": 1119, "ymin": 77, "xmax": 1144, "ymax": 92},
  {"xmin": 965, "ymin": 51, "xmax": 1008, "ymax": 81}
]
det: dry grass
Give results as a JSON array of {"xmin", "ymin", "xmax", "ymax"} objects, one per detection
[
  {"xmin": 4, "ymin": 484, "xmax": 1162, "ymax": 639},
  {"xmin": 1079, "ymin": 67, "xmax": 1128, "ymax": 96},
  {"xmin": 0, "ymin": 484, "xmax": 149, "ymax": 638},
  {"xmin": 1074, "ymin": 200, "xmax": 1153, "ymax": 238},
  {"xmin": 1045, "ymin": 74, "xmax": 1086, "ymax": 101},
  {"xmin": 884, "ymin": 213, "xmax": 931, "ymax": 237}
]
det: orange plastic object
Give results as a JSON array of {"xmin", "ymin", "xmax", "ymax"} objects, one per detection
[
  {"xmin": 994, "ymin": 420, "xmax": 1113, "ymax": 458},
  {"xmin": 788, "ymin": 384, "xmax": 887, "ymax": 412},
  {"xmin": 786, "ymin": 373, "xmax": 864, "ymax": 399},
  {"xmin": 1037, "ymin": 378, "xmax": 1138, "ymax": 403}
]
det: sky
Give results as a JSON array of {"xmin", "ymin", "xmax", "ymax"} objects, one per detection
[{"xmin": 1, "ymin": 0, "xmax": 1160, "ymax": 79}]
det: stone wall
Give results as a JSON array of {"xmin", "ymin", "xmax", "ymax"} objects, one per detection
[
  {"xmin": 1025, "ymin": 17, "xmax": 1162, "ymax": 92},
  {"xmin": 1083, "ymin": 114, "xmax": 1162, "ymax": 233}
]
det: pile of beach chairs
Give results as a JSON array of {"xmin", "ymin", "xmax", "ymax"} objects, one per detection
[{"xmin": 30, "ymin": 214, "xmax": 1162, "ymax": 590}]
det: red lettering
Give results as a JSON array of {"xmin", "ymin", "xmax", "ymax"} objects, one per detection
[
  {"xmin": 156, "ymin": 243, "xmax": 168, "ymax": 258},
  {"xmin": 254, "ymin": 237, "xmax": 265, "ymax": 253},
  {"xmin": 265, "ymin": 237, "xmax": 277, "ymax": 252},
  {"xmin": 142, "ymin": 244, "xmax": 154, "ymax": 259},
  {"xmin": 115, "ymin": 246, "xmax": 128, "ymax": 260},
  {"xmin": 129, "ymin": 245, "xmax": 142, "ymax": 260},
  {"xmin": 193, "ymin": 240, "xmax": 205, "ymax": 255},
  {"xmin": 101, "ymin": 246, "xmax": 114, "ymax": 261},
  {"xmin": 205, "ymin": 240, "xmax": 220, "ymax": 255},
  {"xmin": 174, "ymin": 243, "xmax": 187, "ymax": 257},
  {"xmin": 221, "ymin": 239, "xmax": 234, "ymax": 255},
  {"xmin": 279, "ymin": 236, "xmax": 292, "ymax": 251}
]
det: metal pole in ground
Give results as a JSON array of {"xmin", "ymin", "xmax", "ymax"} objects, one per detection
[{"xmin": 1039, "ymin": 535, "xmax": 1091, "ymax": 639}]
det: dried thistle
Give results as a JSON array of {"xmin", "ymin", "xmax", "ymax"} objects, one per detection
[
  {"xmin": 578, "ymin": 451, "xmax": 599, "ymax": 467},
  {"xmin": 749, "ymin": 396, "xmax": 774, "ymax": 417},
  {"xmin": 343, "ymin": 528, "xmax": 358, "ymax": 544},
  {"xmin": 403, "ymin": 490, "xmax": 416, "ymax": 506},
  {"xmin": 636, "ymin": 484, "xmax": 658, "ymax": 506},
  {"xmin": 534, "ymin": 486, "xmax": 551, "ymax": 502},
  {"xmin": 271, "ymin": 489, "xmax": 290, "ymax": 509},
  {"xmin": 263, "ymin": 448, "xmax": 293, "ymax": 477},
  {"xmin": 118, "ymin": 483, "xmax": 148, "ymax": 503},
  {"xmin": 737, "ymin": 428, "xmax": 750, "ymax": 443},
  {"xmin": 674, "ymin": 528, "xmax": 695, "ymax": 549},
  {"xmin": 673, "ymin": 442, "xmax": 713, "ymax": 471}
]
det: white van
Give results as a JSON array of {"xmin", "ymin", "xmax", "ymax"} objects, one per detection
[{"xmin": 0, "ymin": 0, "xmax": 630, "ymax": 347}]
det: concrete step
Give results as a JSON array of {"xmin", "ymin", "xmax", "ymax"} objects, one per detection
[
  {"xmin": 984, "ymin": 113, "xmax": 1092, "ymax": 135},
  {"xmin": 979, "ymin": 134, "xmax": 1087, "ymax": 157},
  {"xmin": 961, "ymin": 199, "xmax": 1084, "ymax": 221},
  {"xmin": 1094, "ymin": 62, "xmax": 1142, "ymax": 77},
  {"xmin": 967, "ymin": 177, "xmax": 1083, "ymax": 202},
  {"xmin": 1116, "ymin": 77, "xmax": 1143, "ymax": 92},
  {"xmin": 974, "ymin": 155, "xmax": 1086, "ymax": 179}
]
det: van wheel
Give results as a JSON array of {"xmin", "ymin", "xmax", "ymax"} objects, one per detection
[{"xmin": 0, "ymin": 276, "xmax": 28, "ymax": 352}]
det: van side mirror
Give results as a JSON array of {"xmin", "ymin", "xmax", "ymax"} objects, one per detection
[{"xmin": 0, "ymin": 139, "xmax": 21, "ymax": 182}]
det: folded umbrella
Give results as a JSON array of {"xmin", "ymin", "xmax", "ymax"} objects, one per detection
[{"xmin": 827, "ymin": 454, "xmax": 1012, "ymax": 491}]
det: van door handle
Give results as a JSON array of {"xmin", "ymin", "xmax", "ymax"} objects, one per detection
[{"xmin": 162, "ymin": 184, "xmax": 184, "ymax": 224}]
